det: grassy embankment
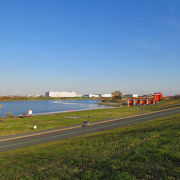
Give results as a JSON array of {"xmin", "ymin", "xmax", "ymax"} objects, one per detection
[
  {"xmin": 0, "ymin": 98, "xmax": 180, "ymax": 137},
  {"xmin": 0, "ymin": 113, "xmax": 179, "ymax": 179},
  {"xmin": 0, "ymin": 107, "xmax": 140, "ymax": 136},
  {"xmin": 140, "ymin": 98, "xmax": 180, "ymax": 112}
]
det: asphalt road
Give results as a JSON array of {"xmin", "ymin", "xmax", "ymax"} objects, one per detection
[{"xmin": 0, "ymin": 107, "xmax": 180, "ymax": 152}]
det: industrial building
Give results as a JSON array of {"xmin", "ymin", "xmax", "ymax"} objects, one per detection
[
  {"xmin": 83, "ymin": 94, "xmax": 100, "ymax": 98},
  {"xmin": 102, "ymin": 94, "xmax": 112, "ymax": 98},
  {"xmin": 45, "ymin": 91, "xmax": 77, "ymax": 97},
  {"xmin": 124, "ymin": 94, "xmax": 138, "ymax": 98}
]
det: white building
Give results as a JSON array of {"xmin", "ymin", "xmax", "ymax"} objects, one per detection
[
  {"xmin": 45, "ymin": 91, "xmax": 77, "ymax": 97},
  {"xmin": 102, "ymin": 94, "xmax": 112, "ymax": 98},
  {"xmin": 83, "ymin": 94, "xmax": 100, "ymax": 98},
  {"xmin": 124, "ymin": 94, "xmax": 138, "ymax": 98},
  {"xmin": 76, "ymin": 94, "xmax": 83, "ymax": 97}
]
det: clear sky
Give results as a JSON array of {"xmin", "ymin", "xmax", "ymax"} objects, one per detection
[{"xmin": 0, "ymin": 0, "xmax": 180, "ymax": 96}]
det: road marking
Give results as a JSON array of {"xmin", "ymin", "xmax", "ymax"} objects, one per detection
[
  {"xmin": 0, "ymin": 107, "xmax": 179, "ymax": 143},
  {"xmin": 0, "ymin": 111, "xmax": 177, "ymax": 150}
]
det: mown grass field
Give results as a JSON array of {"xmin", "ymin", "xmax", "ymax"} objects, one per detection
[
  {"xmin": 140, "ymin": 99, "xmax": 180, "ymax": 112},
  {"xmin": 0, "ymin": 107, "xmax": 140, "ymax": 136},
  {"xmin": 0, "ymin": 113, "xmax": 179, "ymax": 179}
]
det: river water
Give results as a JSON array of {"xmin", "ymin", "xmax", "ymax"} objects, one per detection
[{"xmin": 0, "ymin": 100, "xmax": 108, "ymax": 117}]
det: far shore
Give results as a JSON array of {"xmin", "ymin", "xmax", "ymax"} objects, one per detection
[{"xmin": 0, "ymin": 97, "xmax": 99, "ymax": 102}]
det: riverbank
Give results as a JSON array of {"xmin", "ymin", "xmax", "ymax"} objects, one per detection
[
  {"xmin": 0, "ymin": 113, "xmax": 179, "ymax": 179},
  {"xmin": 0, "ymin": 99, "xmax": 180, "ymax": 136},
  {"xmin": 97, "ymin": 101, "xmax": 120, "ymax": 106},
  {"xmin": 0, "ymin": 106, "xmax": 141, "ymax": 136},
  {"xmin": 140, "ymin": 98, "xmax": 180, "ymax": 111},
  {"xmin": 29, "ymin": 107, "xmax": 114, "ymax": 116},
  {"xmin": 0, "ymin": 96, "xmax": 98, "ymax": 102}
]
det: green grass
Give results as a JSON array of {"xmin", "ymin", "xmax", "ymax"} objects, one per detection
[
  {"xmin": 139, "ymin": 98, "xmax": 180, "ymax": 112},
  {"xmin": 0, "ymin": 113, "xmax": 179, "ymax": 179},
  {"xmin": 0, "ymin": 98, "xmax": 180, "ymax": 137},
  {"xmin": 0, "ymin": 107, "xmax": 140, "ymax": 136}
]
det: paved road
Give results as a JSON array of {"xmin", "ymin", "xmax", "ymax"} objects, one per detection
[{"xmin": 0, "ymin": 107, "xmax": 180, "ymax": 152}]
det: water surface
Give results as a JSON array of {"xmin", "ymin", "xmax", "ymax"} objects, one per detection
[{"xmin": 0, "ymin": 100, "xmax": 108, "ymax": 117}]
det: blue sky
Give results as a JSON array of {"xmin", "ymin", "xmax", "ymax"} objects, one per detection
[{"xmin": 0, "ymin": 0, "xmax": 180, "ymax": 96}]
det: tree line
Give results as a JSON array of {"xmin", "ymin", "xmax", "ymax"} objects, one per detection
[{"xmin": 0, "ymin": 96, "xmax": 28, "ymax": 101}]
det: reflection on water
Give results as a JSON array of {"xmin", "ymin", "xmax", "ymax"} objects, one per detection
[
  {"xmin": 51, "ymin": 101, "xmax": 77, "ymax": 105},
  {"xmin": 0, "ymin": 100, "xmax": 108, "ymax": 117}
]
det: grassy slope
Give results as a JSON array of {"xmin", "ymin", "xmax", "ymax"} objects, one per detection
[
  {"xmin": 0, "ymin": 113, "xmax": 179, "ymax": 179},
  {"xmin": 0, "ymin": 98, "xmax": 180, "ymax": 137},
  {"xmin": 140, "ymin": 99, "xmax": 180, "ymax": 112},
  {"xmin": 0, "ymin": 107, "xmax": 140, "ymax": 136}
]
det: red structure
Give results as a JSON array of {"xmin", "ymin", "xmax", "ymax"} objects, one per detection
[
  {"xmin": 141, "ymin": 99, "xmax": 146, "ymax": 105},
  {"xmin": 135, "ymin": 99, "xmax": 139, "ymax": 105},
  {"xmin": 127, "ymin": 92, "xmax": 162, "ymax": 106},
  {"xmin": 147, "ymin": 99, "xmax": 153, "ymax": 104},
  {"xmin": 128, "ymin": 99, "xmax": 133, "ymax": 106},
  {"xmin": 154, "ymin": 92, "xmax": 162, "ymax": 102}
]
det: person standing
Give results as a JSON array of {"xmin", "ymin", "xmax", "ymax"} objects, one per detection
[{"xmin": 83, "ymin": 120, "xmax": 87, "ymax": 127}]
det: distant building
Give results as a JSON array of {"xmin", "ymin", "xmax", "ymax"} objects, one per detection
[
  {"xmin": 76, "ymin": 94, "xmax": 83, "ymax": 97},
  {"xmin": 102, "ymin": 94, "xmax": 112, "ymax": 98},
  {"xmin": 124, "ymin": 94, "xmax": 138, "ymax": 98},
  {"xmin": 143, "ymin": 94, "xmax": 153, "ymax": 97},
  {"xmin": 83, "ymin": 94, "xmax": 100, "ymax": 98},
  {"xmin": 45, "ymin": 91, "xmax": 77, "ymax": 97}
]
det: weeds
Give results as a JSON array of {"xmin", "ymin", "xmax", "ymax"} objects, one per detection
[{"xmin": 4, "ymin": 112, "xmax": 15, "ymax": 118}]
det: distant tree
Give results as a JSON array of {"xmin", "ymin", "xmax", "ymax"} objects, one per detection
[
  {"xmin": 112, "ymin": 91, "xmax": 123, "ymax": 103},
  {"xmin": 172, "ymin": 94, "xmax": 180, "ymax": 100}
]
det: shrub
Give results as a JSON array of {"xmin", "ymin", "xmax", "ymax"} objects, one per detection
[{"xmin": 5, "ymin": 112, "xmax": 15, "ymax": 118}]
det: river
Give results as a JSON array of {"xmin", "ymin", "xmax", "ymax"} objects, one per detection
[{"xmin": 0, "ymin": 100, "xmax": 108, "ymax": 117}]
